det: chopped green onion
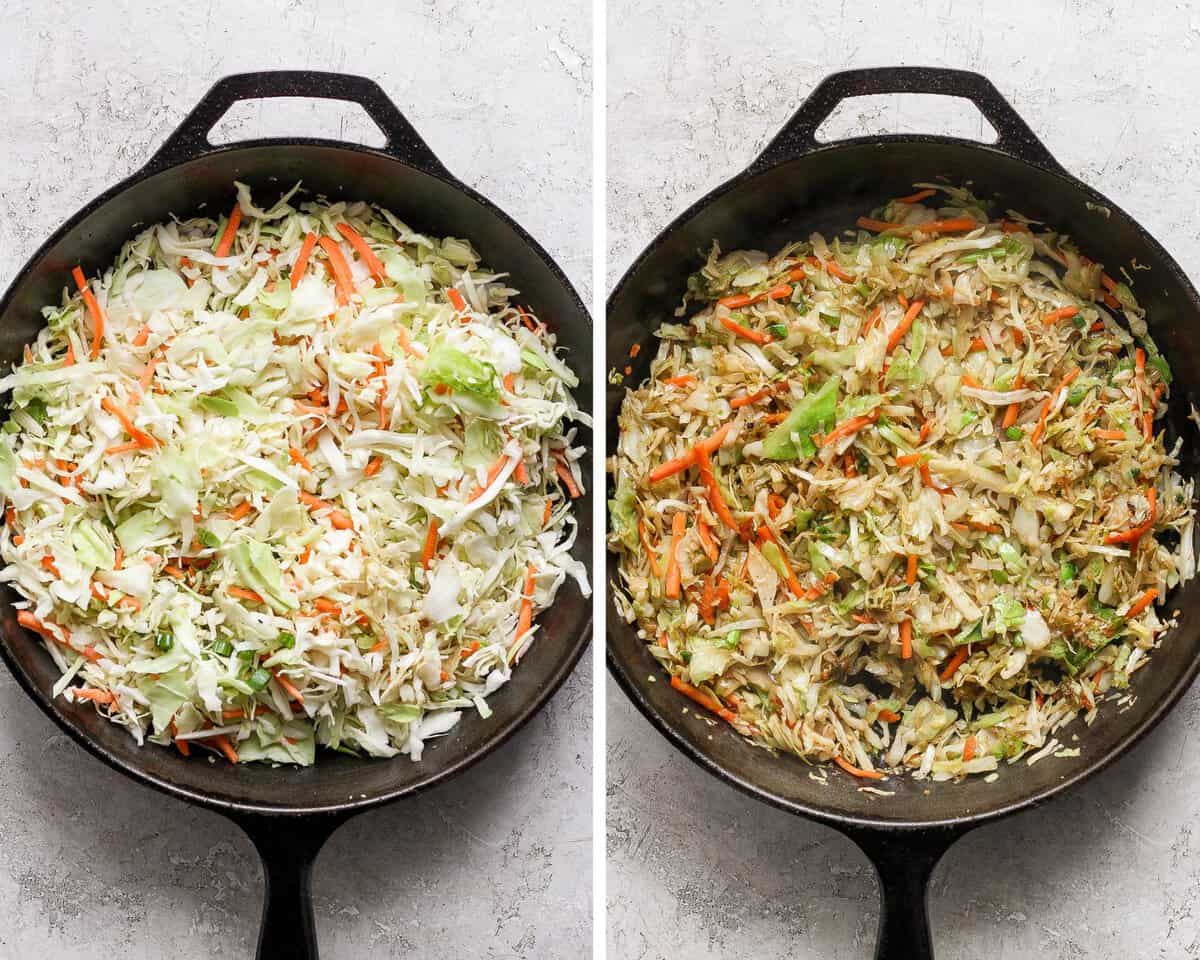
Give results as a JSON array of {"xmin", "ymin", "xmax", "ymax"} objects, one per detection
[
  {"xmin": 155, "ymin": 632, "xmax": 173, "ymax": 652},
  {"xmin": 246, "ymin": 667, "xmax": 273, "ymax": 691},
  {"xmin": 276, "ymin": 630, "xmax": 296, "ymax": 649}
]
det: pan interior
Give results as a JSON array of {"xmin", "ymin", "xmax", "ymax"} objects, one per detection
[
  {"xmin": 0, "ymin": 143, "xmax": 593, "ymax": 813},
  {"xmin": 606, "ymin": 138, "xmax": 1200, "ymax": 826}
]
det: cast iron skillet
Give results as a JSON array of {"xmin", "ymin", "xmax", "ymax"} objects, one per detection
[
  {"xmin": 0, "ymin": 71, "xmax": 592, "ymax": 959},
  {"xmin": 607, "ymin": 66, "xmax": 1200, "ymax": 959}
]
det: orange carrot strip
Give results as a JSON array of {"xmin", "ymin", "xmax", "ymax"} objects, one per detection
[
  {"xmin": 900, "ymin": 619, "xmax": 913, "ymax": 659},
  {"xmin": 1124, "ymin": 587, "xmax": 1159, "ymax": 620},
  {"xmin": 104, "ymin": 441, "xmax": 141, "ymax": 456},
  {"xmin": 1001, "ymin": 373, "xmax": 1025, "ymax": 429},
  {"xmin": 288, "ymin": 447, "xmax": 313, "ymax": 472},
  {"xmin": 229, "ymin": 501, "xmax": 253, "ymax": 521},
  {"xmin": 1104, "ymin": 486, "xmax": 1157, "ymax": 545},
  {"xmin": 1043, "ymin": 305, "xmax": 1079, "ymax": 325},
  {"xmin": 906, "ymin": 554, "xmax": 918, "ymax": 586},
  {"xmin": 513, "ymin": 456, "xmax": 529, "ymax": 485},
  {"xmin": 422, "ymin": 518, "xmax": 439, "ymax": 570},
  {"xmin": 101, "ymin": 397, "xmax": 156, "ymax": 448},
  {"xmin": 670, "ymin": 675, "xmax": 736, "ymax": 723},
  {"xmin": 940, "ymin": 646, "xmax": 970, "ymax": 683},
  {"xmin": 718, "ymin": 315, "xmax": 773, "ymax": 345},
  {"xmin": 886, "ymin": 299, "xmax": 925, "ymax": 354},
  {"xmin": 894, "ymin": 188, "xmax": 936, "ymax": 204},
  {"xmin": 730, "ymin": 387, "xmax": 771, "ymax": 409},
  {"xmin": 862, "ymin": 305, "xmax": 883, "ymax": 336},
  {"xmin": 817, "ymin": 409, "xmax": 878, "ymax": 448},
  {"xmin": 364, "ymin": 456, "xmax": 383, "ymax": 477},
  {"xmin": 132, "ymin": 324, "xmax": 151, "ymax": 347},
  {"xmin": 447, "ymin": 288, "xmax": 468, "ymax": 315},
  {"xmin": 335, "ymin": 222, "xmax": 387, "ymax": 281},
  {"xmin": 920, "ymin": 462, "xmax": 954, "ymax": 495},
  {"xmin": 696, "ymin": 515, "xmax": 719, "ymax": 562},
  {"xmin": 318, "ymin": 236, "xmax": 355, "ymax": 305},
  {"xmin": 664, "ymin": 511, "xmax": 686, "ymax": 599},
  {"xmin": 73, "ymin": 688, "xmax": 114, "ymax": 705},
  {"xmin": 513, "ymin": 563, "xmax": 537, "ymax": 648},
  {"xmin": 555, "ymin": 458, "xmax": 581, "ymax": 498},
  {"xmin": 291, "ymin": 232, "xmax": 319, "ymax": 289},
  {"xmin": 962, "ymin": 736, "xmax": 977, "ymax": 763},
  {"xmin": 639, "ymin": 519, "xmax": 662, "ymax": 578},
  {"xmin": 662, "ymin": 375, "xmax": 696, "ymax": 388},
  {"xmin": 215, "ymin": 201, "xmax": 243, "ymax": 258},
  {"xmin": 805, "ymin": 256, "xmax": 853, "ymax": 282},
  {"xmin": 696, "ymin": 449, "xmax": 739, "ymax": 534},
  {"xmin": 1093, "ymin": 429, "xmax": 1127, "ymax": 441},
  {"xmin": 878, "ymin": 708, "xmax": 901, "ymax": 723},
  {"xmin": 72, "ymin": 266, "xmax": 106, "ymax": 360},
  {"xmin": 163, "ymin": 565, "xmax": 186, "ymax": 580},
  {"xmin": 313, "ymin": 598, "xmax": 342, "ymax": 616},
  {"xmin": 895, "ymin": 452, "xmax": 923, "ymax": 468},
  {"xmin": 833, "ymin": 755, "xmax": 885, "ymax": 780},
  {"xmin": 228, "ymin": 586, "xmax": 265, "ymax": 604},
  {"xmin": 857, "ymin": 216, "xmax": 976, "ymax": 235},
  {"xmin": 717, "ymin": 283, "xmax": 792, "ymax": 310}
]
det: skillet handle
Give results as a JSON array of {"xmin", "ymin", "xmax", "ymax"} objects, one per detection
[
  {"xmin": 142, "ymin": 70, "xmax": 451, "ymax": 179},
  {"xmin": 841, "ymin": 824, "xmax": 966, "ymax": 960},
  {"xmin": 752, "ymin": 66, "xmax": 1065, "ymax": 176},
  {"xmin": 234, "ymin": 811, "xmax": 348, "ymax": 960}
]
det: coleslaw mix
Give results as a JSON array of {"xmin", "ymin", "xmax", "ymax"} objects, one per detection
[
  {"xmin": 0, "ymin": 183, "xmax": 589, "ymax": 765},
  {"xmin": 609, "ymin": 184, "xmax": 1194, "ymax": 782}
]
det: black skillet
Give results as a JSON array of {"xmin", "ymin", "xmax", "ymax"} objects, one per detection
[
  {"xmin": 606, "ymin": 66, "xmax": 1200, "ymax": 959},
  {"xmin": 0, "ymin": 71, "xmax": 593, "ymax": 959}
]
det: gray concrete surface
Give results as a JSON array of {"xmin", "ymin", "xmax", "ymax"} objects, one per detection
[
  {"xmin": 607, "ymin": 2, "xmax": 1200, "ymax": 957},
  {"xmin": 0, "ymin": 2, "xmax": 591, "ymax": 958}
]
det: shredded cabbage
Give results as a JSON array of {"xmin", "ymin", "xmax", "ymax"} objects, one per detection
[
  {"xmin": 0, "ymin": 184, "xmax": 589, "ymax": 765},
  {"xmin": 610, "ymin": 184, "xmax": 1193, "ymax": 782}
]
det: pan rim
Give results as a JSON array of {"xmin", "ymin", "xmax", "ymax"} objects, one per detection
[
  {"xmin": 606, "ymin": 131, "xmax": 1200, "ymax": 831},
  {"xmin": 0, "ymin": 135, "xmax": 594, "ymax": 818}
]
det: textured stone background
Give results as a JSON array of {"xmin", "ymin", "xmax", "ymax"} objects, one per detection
[
  {"xmin": 0, "ymin": 2, "xmax": 591, "ymax": 958},
  {"xmin": 607, "ymin": 2, "xmax": 1200, "ymax": 958}
]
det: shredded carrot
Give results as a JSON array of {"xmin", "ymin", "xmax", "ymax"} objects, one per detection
[
  {"xmin": 799, "ymin": 256, "xmax": 853, "ymax": 282},
  {"xmin": 101, "ymin": 397, "xmax": 156, "ymax": 448},
  {"xmin": 894, "ymin": 188, "xmax": 936, "ymax": 204},
  {"xmin": 758, "ymin": 526, "xmax": 806, "ymax": 599},
  {"xmin": 920, "ymin": 462, "xmax": 954, "ymax": 495},
  {"xmin": 862, "ymin": 305, "xmax": 882, "ymax": 336},
  {"xmin": 696, "ymin": 515, "xmax": 720, "ymax": 562},
  {"xmin": 113, "ymin": 547, "xmax": 123, "ymax": 570},
  {"xmin": 163, "ymin": 565, "xmax": 186, "ymax": 580},
  {"xmin": 662, "ymin": 374, "xmax": 696, "ymax": 388},
  {"xmin": 895, "ymin": 452, "xmax": 923, "ymax": 468},
  {"xmin": 940, "ymin": 646, "xmax": 970, "ymax": 683},
  {"xmin": 856, "ymin": 216, "xmax": 977, "ymax": 236},
  {"xmin": 905, "ymin": 553, "xmax": 918, "ymax": 586},
  {"xmin": 318, "ymin": 236, "xmax": 355, "ymax": 305},
  {"xmin": 719, "ymin": 315, "xmax": 773, "ymax": 345},
  {"xmin": 513, "ymin": 563, "xmax": 537, "ymax": 650},
  {"xmin": 951, "ymin": 519, "xmax": 1003, "ymax": 534},
  {"xmin": 670, "ymin": 675, "xmax": 736, "ymax": 722},
  {"xmin": 228, "ymin": 586, "xmax": 265, "ymax": 604},
  {"xmin": 730, "ymin": 387, "xmax": 771, "ymax": 409},
  {"xmin": 215, "ymin": 201, "xmax": 243, "ymax": 258},
  {"xmin": 395, "ymin": 325, "xmax": 420, "ymax": 358},
  {"xmin": 696, "ymin": 449, "xmax": 739, "ymax": 534},
  {"xmin": 73, "ymin": 688, "xmax": 115, "ymax": 705},
  {"xmin": 335, "ymin": 222, "xmax": 387, "ymax": 281},
  {"xmin": 313, "ymin": 598, "xmax": 342, "ymax": 616},
  {"xmin": 288, "ymin": 447, "xmax": 313, "ymax": 472},
  {"xmin": 422, "ymin": 518, "xmax": 440, "ymax": 570},
  {"xmin": 1104, "ymin": 486, "xmax": 1157, "ymax": 545},
  {"xmin": 817, "ymin": 409, "xmax": 878, "ymax": 448},
  {"xmin": 960, "ymin": 373, "xmax": 982, "ymax": 389},
  {"xmin": 229, "ymin": 500, "xmax": 253, "ymax": 521},
  {"xmin": 878, "ymin": 708, "xmax": 901, "ymax": 723},
  {"xmin": 1124, "ymin": 587, "xmax": 1159, "ymax": 620},
  {"xmin": 629, "ymin": 343, "xmax": 641, "ymax": 358},
  {"xmin": 1043, "ymin": 305, "xmax": 1079, "ymax": 325},
  {"xmin": 962, "ymin": 736, "xmax": 977, "ymax": 763},
  {"xmin": 899, "ymin": 618, "xmax": 913, "ymax": 660},
  {"xmin": 104, "ymin": 441, "xmax": 141, "ymax": 456},
  {"xmin": 542, "ymin": 498, "xmax": 553, "ymax": 528},
  {"xmin": 447, "ymin": 288, "xmax": 468, "ymax": 315},
  {"xmin": 364, "ymin": 455, "xmax": 383, "ymax": 477},
  {"xmin": 291, "ymin": 232, "xmax": 319, "ymax": 289},
  {"xmin": 297, "ymin": 491, "xmax": 354, "ymax": 530},
  {"xmin": 885, "ymin": 299, "xmax": 925, "ymax": 354},
  {"xmin": 41, "ymin": 555, "xmax": 60, "ymax": 577},
  {"xmin": 1001, "ymin": 373, "xmax": 1025, "ymax": 429},
  {"xmin": 833, "ymin": 755, "xmax": 885, "ymax": 780},
  {"xmin": 1092, "ymin": 428, "xmax": 1127, "ymax": 441},
  {"xmin": 639, "ymin": 519, "xmax": 663, "ymax": 578},
  {"xmin": 72, "ymin": 266, "xmax": 107, "ymax": 360},
  {"xmin": 717, "ymin": 283, "xmax": 792, "ymax": 310},
  {"xmin": 131, "ymin": 324, "xmax": 151, "ymax": 347},
  {"xmin": 664, "ymin": 511, "xmax": 686, "ymax": 599},
  {"xmin": 555, "ymin": 458, "xmax": 581, "ymax": 498},
  {"xmin": 766, "ymin": 493, "xmax": 785, "ymax": 520}
]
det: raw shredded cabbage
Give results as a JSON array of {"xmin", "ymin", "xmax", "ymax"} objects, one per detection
[{"xmin": 0, "ymin": 184, "xmax": 589, "ymax": 765}]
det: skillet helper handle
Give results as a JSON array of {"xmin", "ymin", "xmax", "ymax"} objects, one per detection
[
  {"xmin": 143, "ymin": 70, "xmax": 451, "ymax": 179},
  {"xmin": 236, "ymin": 811, "xmax": 348, "ymax": 960},
  {"xmin": 753, "ymin": 66, "xmax": 1065, "ymax": 176},
  {"xmin": 845, "ymin": 824, "xmax": 964, "ymax": 960}
]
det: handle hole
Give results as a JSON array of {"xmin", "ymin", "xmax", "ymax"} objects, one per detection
[
  {"xmin": 209, "ymin": 97, "xmax": 387, "ymax": 148},
  {"xmin": 814, "ymin": 93, "xmax": 998, "ymax": 145}
]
